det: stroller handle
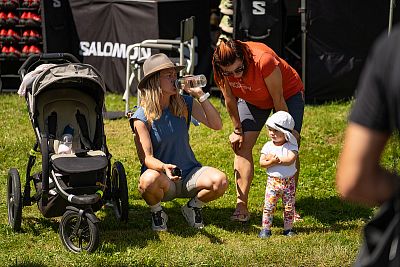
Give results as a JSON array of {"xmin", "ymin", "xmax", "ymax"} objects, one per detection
[{"xmin": 19, "ymin": 53, "xmax": 80, "ymax": 80}]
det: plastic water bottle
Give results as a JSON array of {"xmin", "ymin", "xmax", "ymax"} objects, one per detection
[
  {"xmin": 58, "ymin": 125, "xmax": 74, "ymax": 154},
  {"xmin": 175, "ymin": 74, "xmax": 207, "ymax": 90},
  {"xmin": 58, "ymin": 134, "xmax": 73, "ymax": 154}
]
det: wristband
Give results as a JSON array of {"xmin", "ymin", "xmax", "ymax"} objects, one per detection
[
  {"xmin": 233, "ymin": 130, "xmax": 243, "ymax": 135},
  {"xmin": 198, "ymin": 92, "xmax": 210, "ymax": 103}
]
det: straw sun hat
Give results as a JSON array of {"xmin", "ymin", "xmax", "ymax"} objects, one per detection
[
  {"xmin": 266, "ymin": 111, "xmax": 298, "ymax": 147},
  {"xmin": 137, "ymin": 53, "xmax": 185, "ymax": 89}
]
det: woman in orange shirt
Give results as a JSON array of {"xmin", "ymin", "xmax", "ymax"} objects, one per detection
[{"xmin": 212, "ymin": 39, "xmax": 304, "ymax": 222}]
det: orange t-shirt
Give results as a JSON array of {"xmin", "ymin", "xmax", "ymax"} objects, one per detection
[{"xmin": 227, "ymin": 41, "xmax": 303, "ymax": 109}]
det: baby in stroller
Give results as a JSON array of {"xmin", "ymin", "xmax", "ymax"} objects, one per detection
[{"xmin": 7, "ymin": 53, "xmax": 129, "ymax": 253}]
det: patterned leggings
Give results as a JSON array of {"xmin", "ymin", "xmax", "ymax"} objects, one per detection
[{"xmin": 261, "ymin": 176, "xmax": 296, "ymax": 230}]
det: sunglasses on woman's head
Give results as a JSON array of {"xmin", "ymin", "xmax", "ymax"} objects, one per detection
[{"xmin": 222, "ymin": 65, "xmax": 245, "ymax": 76}]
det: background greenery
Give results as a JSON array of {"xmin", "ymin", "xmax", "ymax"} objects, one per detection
[{"xmin": 0, "ymin": 93, "xmax": 378, "ymax": 266}]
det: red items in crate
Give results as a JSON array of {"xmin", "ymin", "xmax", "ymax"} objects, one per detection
[
  {"xmin": 0, "ymin": 29, "xmax": 21, "ymax": 43},
  {"xmin": 21, "ymin": 45, "xmax": 41, "ymax": 56},
  {"xmin": 0, "ymin": 0, "xmax": 43, "ymax": 61},
  {"xmin": 0, "ymin": 12, "xmax": 6, "ymax": 25},
  {"xmin": 1, "ymin": 45, "xmax": 21, "ymax": 58},
  {"xmin": 0, "ymin": 12, "xmax": 19, "ymax": 26},
  {"xmin": 21, "ymin": 0, "xmax": 40, "ymax": 8},
  {"xmin": 21, "ymin": 29, "xmax": 41, "ymax": 43},
  {"xmin": 6, "ymin": 12, "xmax": 18, "ymax": 26},
  {"xmin": 2, "ymin": 0, "xmax": 19, "ymax": 10},
  {"xmin": 0, "ymin": 28, "xmax": 6, "ymax": 42},
  {"xmin": 20, "ymin": 12, "xmax": 41, "ymax": 26}
]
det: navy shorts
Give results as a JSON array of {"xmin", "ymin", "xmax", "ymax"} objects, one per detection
[{"xmin": 237, "ymin": 91, "xmax": 304, "ymax": 133}]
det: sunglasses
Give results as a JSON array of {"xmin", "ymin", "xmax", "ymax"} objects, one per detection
[{"xmin": 221, "ymin": 65, "xmax": 245, "ymax": 76}]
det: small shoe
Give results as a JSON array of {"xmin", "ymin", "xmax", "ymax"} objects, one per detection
[
  {"xmin": 30, "ymin": 0, "xmax": 40, "ymax": 8},
  {"xmin": 151, "ymin": 210, "xmax": 168, "ymax": 231},
  {"xmin": 258, "ymin": 228, "xmax": 272, "ymax": 239},
  {"xmin": 283, "ymin": 229, "xmax": 296, "ymax": 237},
  {"xmin": 21, "ymin": 45, "xmax": 30, "ymax": 57},
  {"xmin": 28, "ymin": 45, "xmax": 41, "ymax": 54},
  {"xmin": 8, "ymin": 46, "xmax": 21, "ymax": 58},
  {"xmin": 6, "ymin": 12, "xmax": 18, "ymax": 26},
  {"xmin": 1, "ymin": 46, "xmax": 9, "ymax": 57},
  {"xmin": 181, "ymin": 204, "xmax": 204, "ymax": 229}
]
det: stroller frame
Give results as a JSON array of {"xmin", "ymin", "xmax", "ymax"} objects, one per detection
[{"xmin": 7, "ymin": 53, "xmax": 129, "ymax": 253}]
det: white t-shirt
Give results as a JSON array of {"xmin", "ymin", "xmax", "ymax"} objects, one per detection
[{"xmin": 260, "ymin": 141, "xmax": 298, "ymax": 178}]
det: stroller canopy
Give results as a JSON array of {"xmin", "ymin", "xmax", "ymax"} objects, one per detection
[{"xmin": 29, "ymin": 63, "xmax": 106, "ymax": 115}]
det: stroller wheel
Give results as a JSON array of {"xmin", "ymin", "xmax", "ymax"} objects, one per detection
[
  {"xmin": 7, "ymin": 168, "xmax": 22, "ymax": 231},
  {"xmin": 111, "ymin": 161, "xmax": 129, "ymax": 222},
  {"xmin": 59, "ymin": 210, "xmax": 99, "ymax": 253}
]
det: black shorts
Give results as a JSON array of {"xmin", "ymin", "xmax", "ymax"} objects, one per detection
[{"xmin": 237, "ymin": 91, "xmax": 304, "ymax": 133}]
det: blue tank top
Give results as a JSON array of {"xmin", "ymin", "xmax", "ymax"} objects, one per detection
[{"xmin": 131, "ymin": 95, "xmax": 201, "ymax": 178}]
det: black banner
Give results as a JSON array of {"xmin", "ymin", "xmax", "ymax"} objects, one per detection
[
  {"xmin": 233, "ymin": 0, "xmax": 285, "ymax": 56},
  {"xmin": 43, "ymin": 0, "xmax": 211, "ymax": 94},
  {"xmin": 305, "ymin": 0, "xmax": 400, "ymax": 103}
]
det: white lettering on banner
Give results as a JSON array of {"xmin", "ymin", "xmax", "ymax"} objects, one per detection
[
  {"xmin": 253, "ymin": 1, "xmax": 266, "ymax": 15},
  {"xmin": 53, "ymin": 0, "xmax": 61, "ymax": 8},
  {"xmin": 129, "ymin": 47, "xmax": 152, "ymax": 61},
  {"xmin": 79, "ymin": 41, "xmax": 128, "ymax": 58},
  {"xmin": 78, "ymin": 41, "xmax": 196, "ymax": 65},
  {"xmin": 112, "ymin": 42, "xmax": 126, "ymax": 58}
]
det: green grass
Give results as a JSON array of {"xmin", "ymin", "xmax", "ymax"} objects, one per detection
[{"xmin": 0, "ymin": 93, "xmax": 375, "ymax": 266}]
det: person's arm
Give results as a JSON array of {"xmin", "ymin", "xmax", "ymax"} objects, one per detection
[
  {"xmin": 133, "ymin": 119, "xmax": 179, "ymax": 180},
  {"xmin": 264, "ymin": 67, "xmax": 288, "ymax": 112},
  {"xmin": 336, "ymin": 122, "xmax": 398, "ymax": 206},
  {"xmin": 260, "ymin": 153, "xmax": 280, "ymax": 168},
  {"xmin": 277, "ymin": 150, "xmax": 298, "ymax": 166},
  {"xmin": 182, "ymin": 82, "xmax": 222, "ymax": 130},
  {"xmin": 219, "ymin": 79, "xmax": 244, "ymax": 152},
  {"xmin": 191, "ymin": 97, "xmax": 222, "ymax": 130}
]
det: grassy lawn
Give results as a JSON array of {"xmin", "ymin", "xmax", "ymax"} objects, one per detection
[{"xmin": 0, "ymin": 93, "xmax": 375, "ymax": 266}]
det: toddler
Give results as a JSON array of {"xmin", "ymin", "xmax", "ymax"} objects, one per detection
[{"xmin": 258, "ymin": 111, "xmax": 298, "ymax": 238}]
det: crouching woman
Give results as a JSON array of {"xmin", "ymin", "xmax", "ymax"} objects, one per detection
[{"xmin": 130, "ymin": 53, "xmax": 228, "ymax": 231}]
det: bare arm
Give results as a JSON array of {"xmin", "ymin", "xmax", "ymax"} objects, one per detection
[
  {"xmin": 133, "ymin": 119, "xmax": 179, "ymax": 180},
  {"xmin": 336, "ymin": 123, "xmax": 397, "ymax": 206},
  {"xmin": 182, "ymin": 83, "xmax": 222, "ymax": 130},
  {"xmin": 264, "ymin": 67, "xmax": 288, "ymax": 112},
  {"xmin": 260, "ymin": 153, "xmax": 281, "ymax": 168},
  {"xmin": 278, "ymin": 150, "xmax": 298, "ymax": 166},
  {"xmin": 221, "ymin": 79, "xmax": 242, "ymax": 131},
  {"xmin": 191, "ymin": 99, "xmax": 222, "ymax": 130},
  {"xmin": 219, "ymin": 79, "xmax": 244, "ymax": 152}
]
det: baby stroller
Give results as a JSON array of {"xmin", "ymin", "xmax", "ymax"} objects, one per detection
[{"xmin": 7, "ymin": 53, "xmax": 129, "ymax": 253}]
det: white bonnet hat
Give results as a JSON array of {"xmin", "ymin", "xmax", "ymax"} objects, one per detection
[{"xmin": 266, "ymin": 111, "xmax": 297, "ymax": 147}]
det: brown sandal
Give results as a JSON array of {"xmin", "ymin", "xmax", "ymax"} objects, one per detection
[{"xmin": 230, "ymin": 211, "xmax": 250, "ymax": 222}]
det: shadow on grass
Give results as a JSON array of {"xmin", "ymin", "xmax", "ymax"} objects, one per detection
[
  {"xmin": 94, "ymin": 201, "xmax": 262, "ymax": 251},
  {"xmin": 20, "ymin": 216, "xmax": 59, "ymax": 235},
  {"xmin": 296, "ymin": 195, "xmax": 373, "ymax": 224},
  {"xmin": 15, "ymin": 195, "xmax": 371, "ymax": 253}
]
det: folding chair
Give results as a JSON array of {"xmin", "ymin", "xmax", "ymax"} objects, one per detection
[{"xmin": 124, "ymin": 16, "xmax": 195, "ymax": 115}]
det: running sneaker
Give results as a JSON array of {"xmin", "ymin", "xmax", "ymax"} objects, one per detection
[
  {"xmin": 151, "ymin": 210, "xmax": 168, "ymax": 231},
  {"xmin": 181, "ymin": 204, "xmax": 204, "ymax": 229}
]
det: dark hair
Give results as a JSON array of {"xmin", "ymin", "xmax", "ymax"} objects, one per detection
[{"xmin": 212, "ymin": 39, "xmax": 253, "ymax": 88}]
